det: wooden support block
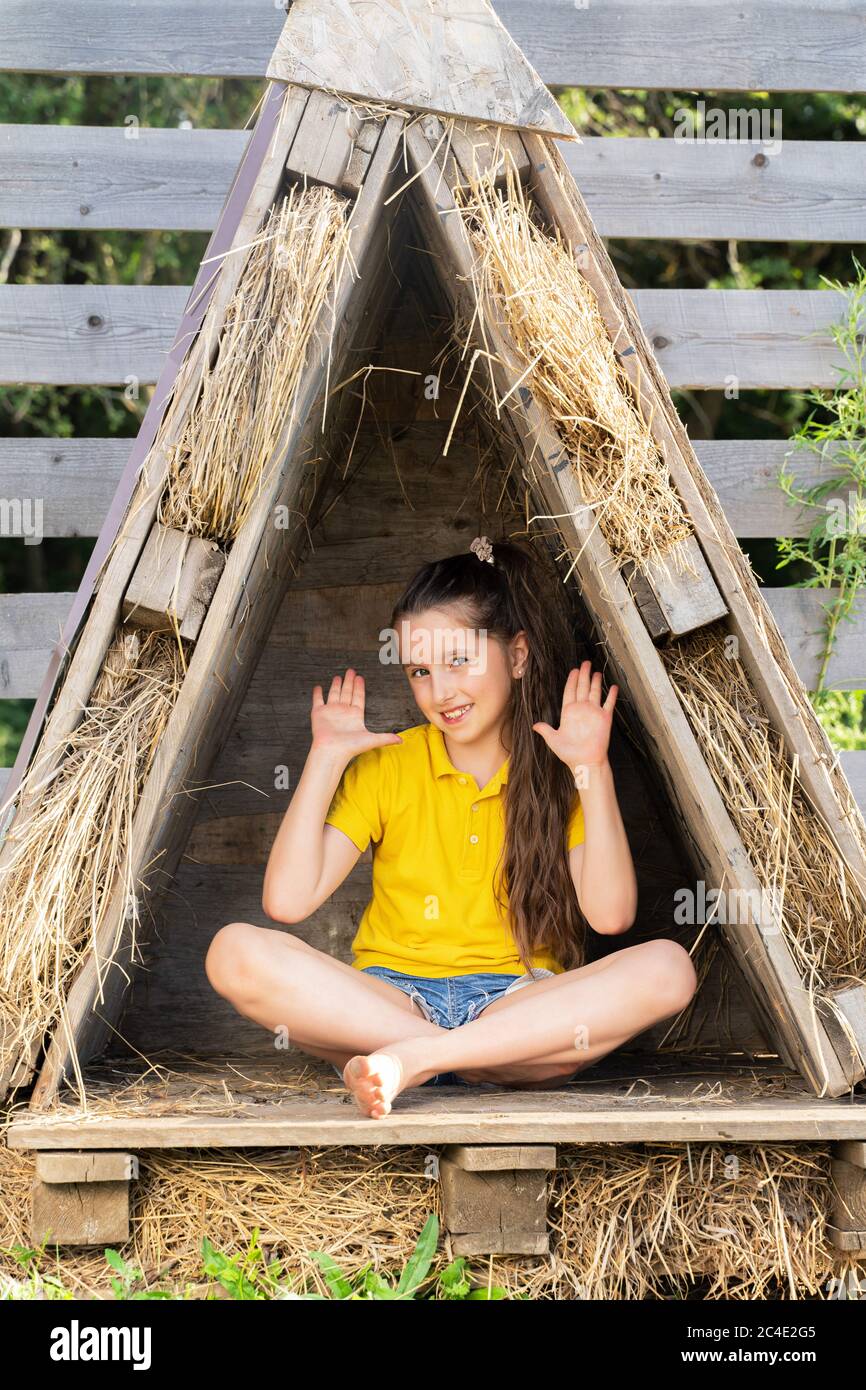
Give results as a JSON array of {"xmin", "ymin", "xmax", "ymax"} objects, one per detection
[
  {"xmin": 817, "ymin": 983, "xmax": 866, "ymax": 1076},
  {"xmin": 828, "ymin": 1153, "xmax": 866, "ymax": 1254},
  {"xmin": 121, "ymin": 522, "xmax": 225, "ymax": 643},
  {"xmin": 641, "ymin": 535, "xmax": 729, "ymax": 640},
  {"xmin": 439, "ymin": 1154, "xmax": 550, "ymax": 1255},
  {"xmin": 451, "ymin": 1230, "xmax": 549, "ymax": 1256},
  {"xmin": 36, "ymin": 1151, "xmax": 139, "ymax": 1184},
  {"xmin": 31, "ymin": 1179, "xmax": 130, "ymax": 1247},
  {"xmin": 443, "ymin": 1143, "xmax": 556, "ymax": 1172},
  {"xmin": 834, "ymin": 1141, "xmax": 866, "ymax": 1169}
]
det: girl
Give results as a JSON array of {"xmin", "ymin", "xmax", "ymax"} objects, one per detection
[{"xmin": 205, "ymin": 537, "xmax": 697, "ymax": 1118}]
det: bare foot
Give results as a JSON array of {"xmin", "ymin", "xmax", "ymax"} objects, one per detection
[{"xmin": 342, "ymin": 1052, "xmax": 404, "ymax": 1118}]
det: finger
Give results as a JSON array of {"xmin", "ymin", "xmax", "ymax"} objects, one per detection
[
  {"xmin": 575, "ymin": 660, "xmax": 592, "ymax": 702},
  {"xmin": 532, "ymin": 721, "xmax": 556, "ymax": 745},
  {"xmin": 590, "ymin": 670, "xmax": 603, "ymax": 705},
  {"xmin": 339, "ymin": 668, "xmax": 356, "ymax": 704},
  {"xmin": 312, "ymin": 684, "xmax": 324, "ymax": 709},
  {"xmin": 603, "ymin": 684, "xmax": 619, "ymax": 714},
  {"xmin": 561, "ymin": 667, "xmax": 580, "ymax": 712},
  {"xmin": 351, "ymin": 672, "xmax": 365, "ymax": 709},
  {"xmin": 327, "ymin": 673, "xmax": 342, "ymax": 702}
]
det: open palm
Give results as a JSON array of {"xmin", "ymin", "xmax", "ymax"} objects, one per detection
[
  {"xmin": 311, "ymin": 668, "xmax": 403, "ymax": 758},
  {"xmin": 532, "ymin": 661, "xmax": 618, "ymax": 770}
]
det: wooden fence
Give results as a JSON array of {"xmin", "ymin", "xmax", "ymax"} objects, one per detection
[{"xmin": 1, "ymin": 0, "xmax": 865, "ymax": 806}]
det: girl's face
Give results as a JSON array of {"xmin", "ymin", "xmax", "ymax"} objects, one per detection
[{"xmin": 397, "ymin": 606, "xmax": 528, "ymax": 742}]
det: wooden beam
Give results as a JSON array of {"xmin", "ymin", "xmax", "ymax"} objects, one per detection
[
  {"xmin": 4, "ymin": 127, "xmax": 864, "ymax": 243},
  {"xmin": 6, "ymin": 1086, "xmax": 866, "ymax": 1147},
  {"xmin": 406, "ymin": 119, "xmax": 860, "ymax": 1097},
  {"xmin": 1, "ymin": 2, "xmax": 862, "ymax": 92},
  {"xmin": 0, "ymin": 436, "xmax": 853, "ymax": 542},
  {"xmin": 0, "ymin": 285, "xmax": 856, "ymax": 388}
]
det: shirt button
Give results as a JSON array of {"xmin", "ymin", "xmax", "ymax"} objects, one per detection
[
  {"xmin": 458, "ymin": 776, "xmax": 467, "ymax": 785},
  {"xmin": 471, "ymin": 803, "xmax": 479, "ymax": 812},
  {"xmin": 469, "ymin": 834, "xmax": 479, "ymax": 844}
]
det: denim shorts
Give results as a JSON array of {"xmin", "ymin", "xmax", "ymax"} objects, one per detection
[{"xmin": 332, "ymin": 964, "xmax": 557, "ymax": 1088}]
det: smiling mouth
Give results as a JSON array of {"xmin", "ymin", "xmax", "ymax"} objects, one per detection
[{"xmin": 440, "ymin": 703, "xmax": 473, "ymax": 724}]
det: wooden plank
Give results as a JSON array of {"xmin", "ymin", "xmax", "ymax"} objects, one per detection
[
  {"xmin": 2, "ymin": 2, "xmax": 864, "ymax": 92},
  {"xmin": 7, "ymin": 1088, "xmax": 866, "ymax": 1147},
  {"xmin": 0, "ymin": 438, "xmax": 129, "ymax": 536},
  {"xmin": 28, "ymin": 115, "xmax": 408, "ymax": 1110},
  {"xmin": 36, "ymin": 1151, "xmax": 139, "ymax": 1183},
  {"xmin": 5, "ymin": 128, "xmax": 863, "ymax": 242},
  {"xmin": 0, "ymin": 436, "xmax": 848, "ymax": 542},
  {"xmin": 631, "ymin": 288, "xmax": 866, "ymax": 390},
  {"xmin": 561, "ymin": 137, "xmax": 866, "ymax": 243},
  {"xmin": 521, "ymin": 131, "xmax": 866, "ymax": 1062},
  {"xmin": 5, "ymin": 586, "xmax": 866, "ymax": 697},
  {"xmin": 408, "ymin": 120, "xmax": 857, "ymax": 1096},
  {"xmin": 0, "ymin": 123, "xmax": 250, "ymax": 231},
  {"xmin": 269, "ymin": 0, "xmax": 576, "ymax": 140},
  {"xmin": 0, "ymin": 285, "xmax": 854, "ymax": 389}
]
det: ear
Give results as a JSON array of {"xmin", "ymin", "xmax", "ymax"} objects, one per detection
[{"xmin": 511, "ymin": 629, "xmax": 530, "ymax": 678}]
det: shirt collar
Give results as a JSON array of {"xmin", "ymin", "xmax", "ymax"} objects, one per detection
[{"xmin": 427, "ymin": 721, "xmax": 509, "ymax": 792}]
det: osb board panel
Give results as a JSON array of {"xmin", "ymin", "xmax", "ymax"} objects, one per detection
[{"xmin": 266, "ymin": 0, "xmax": 576, "ymax": 139}]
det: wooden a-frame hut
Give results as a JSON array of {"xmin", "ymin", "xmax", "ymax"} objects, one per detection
[{"xmin": 2, "ymin": 0, "xmax": 866, "ymax": 1257}]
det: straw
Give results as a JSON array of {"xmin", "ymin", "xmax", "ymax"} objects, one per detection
[{"xmin": 450, "ymin": 157, "xmax": 693, "ymax": 572}]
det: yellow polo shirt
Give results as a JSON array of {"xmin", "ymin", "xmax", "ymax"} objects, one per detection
[{"xmin": 323, "ymin": 721, "xmax": 585, "ymax": 978}]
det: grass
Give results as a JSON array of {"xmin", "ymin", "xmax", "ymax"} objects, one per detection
[{"xmin": 0, "ymin": 1214, "xmax": 510, "ymax": 1301}]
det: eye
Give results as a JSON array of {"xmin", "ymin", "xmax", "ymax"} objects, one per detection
[
  {"xmin": 409, "ymin": 667, "xmax": 430, "ymax": 679},
  {"xmin": 450, "ymin": 655, "xmax": 470, "ymax": 667}
]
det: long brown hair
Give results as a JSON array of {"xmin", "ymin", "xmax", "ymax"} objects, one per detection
[{"xmin": 390, "ymin": 537, "xmax": 588, "ymax": 973}]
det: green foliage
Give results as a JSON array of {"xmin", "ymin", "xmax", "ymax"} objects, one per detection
[
  {"xmin": 0, "ymin": 1213, "xmax": 511, "ymax": 1300},
  {"xmin": 776, "ymin": 256, "xmax": 866, "ymax": 698}
]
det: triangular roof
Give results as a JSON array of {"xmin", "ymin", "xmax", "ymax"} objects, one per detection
[
  {"xmin": 2, "ymin": 2, "xmax": 865, "ymax": 1123},
  {"xmin": 266, "ymin": 0, "xmax": 577, "ymax": 139}
]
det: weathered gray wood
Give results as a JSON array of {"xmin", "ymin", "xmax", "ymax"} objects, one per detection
[
  {"xmin": 31, "ymin": 1178, "xmax": 130, "ymax": 1245},
  {"xmin": 5, "ymin": 127, "xmax": 863, "ymax": 242},
  {"xmin": 122, "ymin": 523, "xmax": 225, "ymax": 643},
  {"xmin": 284, "ymin": 89, "xmax": 368, "ymax": 192},
  {"xmin": 443, "ymin": 1143, "xmax": 556, "ymax": 1171},
  {"xmin": 637, "ymin": 536, "xmax": 728, "ymax": 640},
  {"xmin": 36, "ymin": 1150, "xmax": 139, "ymax": 1183},
  {"xmin": 439, "ymin": 1154, "xmax": 549, "ymax": 1252},
  {"xmin": 1, "ymin": 285, "xmax": 855, "ymax": 389},
  {"xmin": 29, "ymin": 115, "xmax": 407, "ymax": 1110},
  {"xmin": 561, "ymin": 137, "xmax": 866, "ymax": 243},
  {"xmin": 268, "ymin": 0, "xmax": 575, "ymax": 138},
  {"xmin": 818, "ymin": 984, "xmax": 866, "ymax": 1082},
  {"xmin": 409, "ymin": 120, "xmax": 858, "ymax": 1095},
  {"xmin": 7, "ymin": 1076, "xmax": 866, "ymax": 1147},
  {"xmin": 0, "ymin": 123, "xmax": 250, "ymax": 230},
  {"xmin": 0, "ymin": 436, "xmax": 847, "ymax": 542},
  {"xmin": 828, "ymin": 1155, "xmax": 866, "ymax": 1252},
  {"xmin": 0, "ymin": 438, "xmax": 130, "ymax": 536},
  {"xmin": 2, "ymin": 1, "xmax": 863, "ymax": 92}
]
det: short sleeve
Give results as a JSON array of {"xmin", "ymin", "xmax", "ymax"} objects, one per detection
[
  {"xmin": 324, "ymin": 749, "xmax": 387, "ymax": 853},
  {"xmin": 566, "ymin": 791, "xmax": 585, "ymax": 850}
]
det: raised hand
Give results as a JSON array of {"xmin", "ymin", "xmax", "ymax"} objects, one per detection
[
  {"xmin": 531, "ymin": 661, "xmax": 618, "ymax": 772},
  {"xmin": 311, "ymin": 669, "xmax": 403, "ymax": 759}
]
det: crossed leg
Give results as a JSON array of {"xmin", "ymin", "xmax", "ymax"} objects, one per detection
[{"xmin": 205, "ymin": 924, "xmax": 697, "ymax": 1116}]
